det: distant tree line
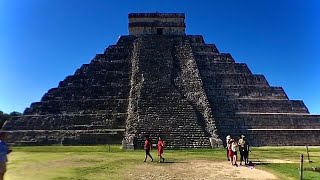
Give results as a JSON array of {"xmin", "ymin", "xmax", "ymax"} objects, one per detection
[{"xmin": 0, "ymin": 110, "xmax": 22, "ymax": 128}]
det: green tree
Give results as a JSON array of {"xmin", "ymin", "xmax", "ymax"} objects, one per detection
[
  {"xmin": 0, "ymin": 110, "xmax": 22, "ymax": 128},
  {"xmin": 9, "ymin": 111, "xmax": 22, "ymax": 116},
  {"xmin": 0, "ymin": 110, "xmax": 10, "ymax": 128}
]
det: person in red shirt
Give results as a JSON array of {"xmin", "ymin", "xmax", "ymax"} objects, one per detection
[
  {"xmin": 143, "ymin": 136, "xmax": 153, "ymax": 162},
  {"xmin": 227, "ymin": 139, "xmax": 234, "ymax": 165},
  {"xmin": 157, "ymin": 136, "xmax": 165, "ymax": 163}
]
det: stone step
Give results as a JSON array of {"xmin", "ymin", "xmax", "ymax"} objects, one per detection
[
  {"xmin": 4, "ymin": 113, "xmax": 128, "ymax": 131},
  {"xmin": 138, "ymin": 127, "xmax": 208, "ymax": 131},
  {"xmin": 205, "ymin": 86, "xmax": 287, "ymax": 100},
  {"xmin": 208, "ymin": 99, "xmax": 308, "ymax": 114},
  {"xmin": 66, "ymin": 125, "xmax": 126, "ymax": 130},
  {"xmin": 202, "ymin": 74, "xmax": 269, "ymax": 86},
  {"xmin": 87, "ymin": 60, "xmax": 130, "ymax": 71},
  {"xmin": 198, "ymin": 63, "xmax": 251, "ymax": 75},
  {"xmin": 135, "ymin": 138, "xmax": 211, "ymax": 148},
  {"xmin": 223, "ymin": 130, "xmax": 320, "ymax": 146},
  {"xmin": 44, "ymin": 85, "xmax": 130, "ymax": 100},
  {"xmin": 187, "ymin": 35, "xmax": 205, "ymax": 44},
  {"xmin": 194, "ymin": 53, "xmax": 235, "ymax": 63},
  {"xmin": 215, "ymin": 114, "xmax": 320, "ymax": 128},
  {"xmin": 5, "ymin": 129, "xmax": 126, "ymax": 145},
  {"xmin": 64, "ymin": 72, "xmax": 130, "ymax": 82},
  {"xmin": 104, "ymin": 45, "xmax": 128, "ymax": 54},
  {"xmin": 115, "ymin": 35, "xmax": 136, "ymax": 45},
  {"xmin": 27, "ymin": 98, "xmax": 129, "ymax": 114},
  {"xmin": 191, "ymin": 43, "xmax": 219, "ymax": 54},
  {"xmin": 75, "ymin": 61, "xmax": 130, "ymax": 75}
]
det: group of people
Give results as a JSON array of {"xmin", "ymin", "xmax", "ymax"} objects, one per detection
[
  {"xmin": 144, "ymin": 136, "xmax": 165, "ymax": 163},
  {"xmin": 226, "ymin": 134, "xmax": 249, "ymax": 167},
  {"xmin": 143, "ymin": 134, "xmax": 250, "ymax": 166}
]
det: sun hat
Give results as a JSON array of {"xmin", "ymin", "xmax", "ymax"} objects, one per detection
[{"xmin": 226, "ymin": 135, "xmax": 231, "ymax": 140}]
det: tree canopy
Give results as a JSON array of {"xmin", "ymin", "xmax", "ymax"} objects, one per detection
[{"xmin": 0, "ymin": 110, "xmax": 22, "ymax": 128}]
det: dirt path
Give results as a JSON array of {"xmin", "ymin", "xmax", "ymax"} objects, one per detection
[{"xmin": 125, "ymin": 160, "xmax": 278, "ymax": 180}]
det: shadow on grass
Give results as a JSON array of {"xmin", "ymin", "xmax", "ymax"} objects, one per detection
[
  {"xmin": 160, "ymin": 161, "xmax": 187, "ymax": 164},
  {"xmin": 255, "ymin": 162, "xmax": 273, "ymax": 165},
  {"xmin": 238, "ymin": 161, "xmax": 273, "ymax": 167}
]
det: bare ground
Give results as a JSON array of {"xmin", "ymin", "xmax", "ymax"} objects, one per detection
[{"xmin": 125, "ymin": 160, "xmax": 278, "ymax": 180}]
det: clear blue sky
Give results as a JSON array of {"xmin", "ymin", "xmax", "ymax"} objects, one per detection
[{"xmin": 0, "ymin": 0, "xmax": 319, "ymax": 114}]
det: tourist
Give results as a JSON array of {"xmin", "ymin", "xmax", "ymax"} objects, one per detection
[
  {"xmin": 231, "ymin": 139, "xmax": 238, "ymax": 166},
  {"xmin": 226, "ymin": 135, "xmax": 231, "ymax": 161},
  {"xmin": 157, "ymin": 136, "xmax": 165, "ymax": 163},
  {"xmin": 238, "ymin": 135, "xmax": 249, "ymax": 165},
  {"xmin": 0, "ymin": 132, "xmax": 12, "ymax": 180},
  {"xmin": 238, "ymin": 135, "xmax": 245, "ymax": 165},
  {"xmin": 227, "ymin": 139, "xmax": 233, "ymax": 165},
  {"xmin": 244, "ymin": 136, "xmax": 250, "ymax": 165},
  {"xmin": 143, "ymin": 136, "xmax": 153, "ymax": 162}
]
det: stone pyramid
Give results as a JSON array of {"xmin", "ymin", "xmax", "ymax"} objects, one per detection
[{"xmin": 3, "ymin": 13, "xmax": 320, "ymax": 148}]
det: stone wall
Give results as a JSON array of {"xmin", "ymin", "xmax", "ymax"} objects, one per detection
[
  {"xmin": 128, "ymin": 13, "xmax": 185, "ymax": 35},
  {"xmin": 129, "ymin": 26, "xmax": 185, "ymax": 36}
]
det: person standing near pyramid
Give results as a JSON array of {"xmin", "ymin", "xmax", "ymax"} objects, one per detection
[
  {"xmin": 143, "ymin": 136, "xmax": 153, "ymax": 162},
  {"xmin": 231, "ymin": 139, "xmax": 238, "ymax": 167},
  {"xmin": 157, "ymin": 136, "xmax": 165, "ymax": 163},
  {"xmin": 238, "ymin": 135, "xmax": 249, "ymax": 165},
  {"xmin": 226, "ymin": 135, "xmax": 231, "ymax": 161}
]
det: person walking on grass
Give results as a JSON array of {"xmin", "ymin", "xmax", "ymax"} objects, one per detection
[
  {"xmin": 157, "ymin": 136, "xmax": 165, "ymax": 163},
  {"xmin": 231, "ymin": 139, "xmax": 238, "ymax": 167},
  {"xmin": 226, "ymin": 135, "xmax": 231, "ymax": 161},
  {"xmin": 143, "ymin": 136, "xmax": 153, "ymax": 162},
  {"xmin": 0, "ymin": 132, "xmax": 12, "ymax": 180}
]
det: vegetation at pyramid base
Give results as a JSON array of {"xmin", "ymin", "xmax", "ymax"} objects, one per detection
[{"xmin": 0, "ymin": 110, "xmax": 21, "ymax": 127}]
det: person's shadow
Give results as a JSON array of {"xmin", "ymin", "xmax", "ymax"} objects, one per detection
[{"xmin": 159, "ymin": 161, "xmax": 186, "ymax": 164}]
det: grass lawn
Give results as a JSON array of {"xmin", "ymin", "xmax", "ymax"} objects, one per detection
[{"xmin": 6, "ymin": 146, "xmax": 320, "ymax": 180}]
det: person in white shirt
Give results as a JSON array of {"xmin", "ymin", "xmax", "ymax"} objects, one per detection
[
  {"xmin": 231, "ymin": 139, "xmax": 238, "ymax": 167},
  {"xmin": 226, "ymin": 135, "xmax": 231, "ymax": 161}
]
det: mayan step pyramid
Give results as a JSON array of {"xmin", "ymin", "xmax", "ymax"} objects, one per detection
[{"xmin": 3, "ymin": 13, "xmax": 320, "ymax": 148}]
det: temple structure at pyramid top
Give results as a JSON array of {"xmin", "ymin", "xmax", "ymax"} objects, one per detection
[
  {"xmin": 3, "ymin": 13, "xmax": 320, "ymax": 148},
  {"xmin": 128, "ymin": 13, "xmax": 186, "ymax": 35}
]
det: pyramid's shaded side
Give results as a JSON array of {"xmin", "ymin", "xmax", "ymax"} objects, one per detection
[
  {"xmin": 3, "ymin": 36, "xmax": 136, "ymax": 145},
  {"xmin": 3, "ymin": 34, "xmax": 320, "ymax": 147}
]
